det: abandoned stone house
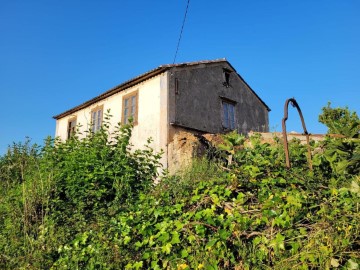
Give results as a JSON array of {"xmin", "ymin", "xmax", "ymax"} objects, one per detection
[{"xmin": 53, "ymin": 59, "xmax": 270, "ymax": 172}]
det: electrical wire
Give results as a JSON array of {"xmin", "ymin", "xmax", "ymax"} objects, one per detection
[{"xmin": 172, "ymin": 0, "xmax": 190, "ymax": 64}]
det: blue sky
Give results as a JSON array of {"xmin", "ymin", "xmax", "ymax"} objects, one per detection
[{"xmin": 1, "ymin": 0, "xmax": 359, "ymax": 154}]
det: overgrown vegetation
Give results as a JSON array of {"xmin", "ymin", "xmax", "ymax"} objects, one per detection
[{"xmin": 0, "ymin": 105, "xmax": 359, "ymax": 269}]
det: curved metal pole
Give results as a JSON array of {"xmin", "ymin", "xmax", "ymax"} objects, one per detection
[{"xmin": 282, "ymin": 98, "xmax": 313, "ymax": 170}]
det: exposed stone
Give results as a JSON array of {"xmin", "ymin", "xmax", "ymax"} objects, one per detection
[
  {"xmin": 167, "ymin": 130, "xmax": 330, "ymax": 174},
  {"xmin": 167, "ymin": 129, "xmax": 206, "ymax": 174}
]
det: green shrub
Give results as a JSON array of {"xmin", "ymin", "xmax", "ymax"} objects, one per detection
[
  {"xmin": 0, "ymin": 106, "xmax": 359, "ymax": 269},
  {"xmin": 0, "ymin": 115, "xmax": 162, "ymax": 269}
]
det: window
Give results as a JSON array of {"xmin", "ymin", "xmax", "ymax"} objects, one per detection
[
  {"xmin": 91, "ymin": 106, "xmax": 103, "ymax": 132},
  {"xmin": 223, "ymin": 68, "xmax": 232, "ymax": 87},
  {"xmin": 67, "ymin": 117, "xmax": 77, "ymax": 139},
  {"xmin": 122, "ymin": 90, "xmax": 138, "ymax": 124},
  {"xmin": 222, "ymin": 100, "xmax": 236, "ymax": 130}
]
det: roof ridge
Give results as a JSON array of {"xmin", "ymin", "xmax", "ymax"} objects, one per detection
[{"xmin": 159, "ymin": 58, "xmax": 227, "ymax": 68}]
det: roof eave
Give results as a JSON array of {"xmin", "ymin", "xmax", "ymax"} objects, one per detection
[
  {"xmin": 53, "ymin": 58, "xmax": 271, "ymax": 120},
  {"xmin": 53, "ymin": 66, "xmax": 170, "ymax": 120},
  {"xmin": 236, "ymin": 72, "xmax": 271, "ymax": 112}
]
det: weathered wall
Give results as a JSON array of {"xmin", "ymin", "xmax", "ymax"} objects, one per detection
[
  {"xmin": 168, "ymin": 62, "xmax": 269, "ymax": 134},
  {"xmin": 167, "ymin": 130, "xmax": 328, "ymax": 174},
  {"xmin": 167, "ymin": 127, "xmax": 207, "ymax": 174},
  {"xmin": 248, "ymin": 132, "xmax": 326, "ymax": 145},
  {"xmin": 55, "ymin": 73, "xmax": 169, "ymax": 168},
  {"xmin": 55, "ymin": 61, "xmax": 269, "ymax": 173}
]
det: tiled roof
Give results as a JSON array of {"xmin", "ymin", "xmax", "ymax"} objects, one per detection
[{"xmin": 53, "ymin": 58, "xmax": 269, "ymax": 119}]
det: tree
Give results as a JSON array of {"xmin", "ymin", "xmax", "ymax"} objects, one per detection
[
  {"xmin": 319, "ymin": 103, "xmax": 360, "ymax": 175},
  {"xmin": 319, "ymin": 102, "xmax": 360, "ymax": 137}
]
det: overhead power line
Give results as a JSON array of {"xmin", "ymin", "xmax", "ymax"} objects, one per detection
[{"xmin": 172, "ymin": 0, "xmax": 190, "ymax": 64}]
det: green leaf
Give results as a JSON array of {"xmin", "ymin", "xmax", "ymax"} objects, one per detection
[
  {"xmin": 124, "ymin": 235, "xmax": 131, "ymax": 245},
  {"xmin": 187, "ymin": 235, "xmax": 196, "ymax": 243},
  {"xmin": 158, "ymin": 232, "xmax": 170, "ymax": 243},
  {"xmin": 133, "ymin": 261, "xmax": 143, "ymax": 270},
  {"xmin": 210, "ymin": 194, "xmax": 220, "ymax": 205},
  {"xmin": 349, "ymin": 180, "xmax": 360, "ymax": 196},
  {"xmin": 269, "ymin": 233, "xmax": 285, "ymax": 252},
  {"xmin": 151, "ymin": 261, "xmax": 161, "ymax": 270},
  {"xmin": 161, "ymin": 243, "xmax": 172, "ymax": 254},
  {"xmin": 347, "ymin": 259, "xmax": 359, "ymax": 270},
  {"xmin": 135, "ymin": 241, "xmax": 143, "ymax": 248},
  {"xmin": 181, "ymin": 249, "xmax": 189, "ymax": 258},
  {"xmin": 206, "ymin": 239, "xmax": 218, "ymax": 250},
  {"xmin": 171, "ymin": 231, "xmax": 181, "ymax": 244},
  {"xmin": 219, "ymin": 229, "xmax": 230, "ymax": 240},
  {"xmin": 253, "ymin": 237, "xmax": 262, "ymax": 246},
  {"xmin": 174, "ymin": 220, "xmax": 184, "ymax": 230},
  {"xmin": 143, "ymin": 252, "xmax": 150, "ymax": 259}
]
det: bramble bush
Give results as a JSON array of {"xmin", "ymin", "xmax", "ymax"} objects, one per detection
[
  {"xmin": 0, "ymin": 113, "xmax": 162, "ymax": 269},
  {"xmin": 0, "ymin": 105, "xmax": 359, "ymax": 269}
]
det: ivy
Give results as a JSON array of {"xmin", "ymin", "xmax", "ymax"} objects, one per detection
[{"xmin": 0, "ymin": 106, "xmax": 359, "ymax": 269}]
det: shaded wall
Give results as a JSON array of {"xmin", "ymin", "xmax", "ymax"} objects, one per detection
[{"xmin": 168, "ymin": 62, "xmax": 269, "ymax": 134}]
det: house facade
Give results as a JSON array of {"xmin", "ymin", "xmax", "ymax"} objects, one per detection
[{"xmin": 54, "ymin": 59, "xmax": 270, "ymax": 171}]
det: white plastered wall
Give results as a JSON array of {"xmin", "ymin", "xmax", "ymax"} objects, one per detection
[{"xmin": 55, "ymin": 73, "xmax": 169, "ymax": 169}]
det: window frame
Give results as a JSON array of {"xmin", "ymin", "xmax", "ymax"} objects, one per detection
[
  {"xmin": 221, "ymin": 98, "xmax": 236, "ymax": 130},
  {"xmin": 122, "ymin": 90, "xmax": 139, "ymax": 125},
  {"xmin": 67, "ymin": 117, "xmax": 77, "ymax": 139},
  {"xmin": 90, "ymin": 105, "xmax": 104, "ymax": 132}
]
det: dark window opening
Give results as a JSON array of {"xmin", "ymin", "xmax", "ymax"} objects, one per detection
[
  {"xmin": 67, "ymin": 118, "xmax": 77, "ymax": 139},
  {"xmin": 223, "ymin": 68, "xmax": 232, "ymax": 87}
]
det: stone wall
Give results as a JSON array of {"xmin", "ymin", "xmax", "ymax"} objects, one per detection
[{"xmin": 166, "ymin": 130, "xmax": 328, "ymax": 174}]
